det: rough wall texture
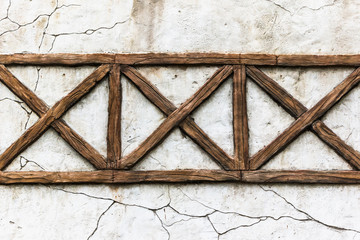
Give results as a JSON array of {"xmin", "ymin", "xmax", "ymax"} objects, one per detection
[{"xmin": 1, "ymin": 0, "xmax": 360, "ymax": 239}]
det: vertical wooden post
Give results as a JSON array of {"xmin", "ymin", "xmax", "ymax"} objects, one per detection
[
  {"xmin": 107, "ymin": 64, "xmax": 122, "ymax": 168},
  {"xmin": 233, "ymin": 65, "xmax": 249, "ymax": 170}
]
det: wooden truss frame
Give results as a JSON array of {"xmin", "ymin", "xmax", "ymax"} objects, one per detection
[{"xmin": 0, "ymin": 53, "xmax": 360, "ymax": 184}]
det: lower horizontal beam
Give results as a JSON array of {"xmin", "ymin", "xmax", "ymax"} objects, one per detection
[
  {"xmin": 242, "ymin": 170, "xmax": 360, "ymax": 183},
  {"xmin": 0, "ymin": 170, "xmax": 360, "ymax": 184},
  {"xmin": 0, "ymin": 170, "xmax": 240, "ymax": 184}
]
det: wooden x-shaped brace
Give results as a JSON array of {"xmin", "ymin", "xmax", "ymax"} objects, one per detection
[
  {"xmin": 247, "ymin": 66, "xmax": 360, "ymax": 170},
  {"xmin": 119, "ymin": 65, "xmax": 234, "ymax": 169},
  {"xmin": 0, "ymin": 64, "xmax": 111, "ymax": 170}
]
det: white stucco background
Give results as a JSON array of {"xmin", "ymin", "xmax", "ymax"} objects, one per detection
[{"xmin": 1, "ymin": 0, "xmax": 360, "ymax": 239}]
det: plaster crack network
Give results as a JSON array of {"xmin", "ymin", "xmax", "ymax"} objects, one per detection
[
  {"xmin": 40, "ymin": 185, "xmax": 360, "ymax": 239},
  {"xmin": 0, "ymin": 0, "xmax": 131, "ymax": 52},
  {"xmin": 0, "ymin": 0, "xmax": 79, "ymax": 42}
]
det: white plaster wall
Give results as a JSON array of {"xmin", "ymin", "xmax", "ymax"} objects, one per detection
[{"xmin": 1, "ymin": 0, "xmax": 360, "ymax": 239}]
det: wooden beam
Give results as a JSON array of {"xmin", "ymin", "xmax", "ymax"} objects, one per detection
[
  {"xmin": 0, "ymin": 170, "xmax": 240, "ymax": 184},
  {"xmin": 246, "ymin": 66, "xmax": 360, "ymax": 170},
  {"xmin": 0, "ymin": 170, "xmax": 359, "ymax": 183},
  {"xmin": 107, "ymin": 64, "xmax": 122, "ymax": 168},
  {"xmin": 233, "ymin": 65, "xmax": 249, "ymax": 170},
  {"xmin": 242, "ymin": 170, "xmax": 360, "ymax": 183},
  {"xmin": 250, "ymin": 67, "xmax": 360, "ymax": 169},
  {"xmin": 118, "ymin": 66, "xmax": 234, "ymax": 169},
  {"xmin": 121, "ymin": 65, "xmax": 234, "ymax": 170},
  {"xmin": 0, "ymin": 65, "xmax": 107, "ymax": 169},
  {"xmin": 1, "ymin": 53, "xmax": 360, "ymax": 66},
  {"xmin": 0, "ymin": 53, "xmax": 276, "ymax": 65},
  {"xmin": 0, "ymin": 65, "xmax": 111, "ymax": 170},
  {"xmin": 277, "ymin": 55, "xmax": 360, "ymax": 66},
  {"xmin": 0, "ymin": 54, "xmax": 115, "ymax": 65}
]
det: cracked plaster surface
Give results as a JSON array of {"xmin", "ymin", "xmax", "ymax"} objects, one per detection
[{"xmin": 1, "ymin": 0, "xmax": 360, "ymax": 239}]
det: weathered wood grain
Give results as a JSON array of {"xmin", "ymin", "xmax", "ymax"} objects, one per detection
[
  {"xmin": 250, "ymin": 67, "xmax": 360, "ymax": 169},
  {"xmin": 0, "ymin": 53, "xmax": 276, "ymax": 65},
  {"xmin": 0, "ymin": 64, "xmax": 111, "ymax": 170},
  {"xmin": 233, "ymin": 65, "xmax": 249, "ymax": 170},
  {"xmin": 242, "ymin": 170, "xmax": 360, "ymax": 183},
  {"xmin": 118, "ymin": 65, "xmax": 234, "ymax": 169},
  {"xmin": 0, "ymin": 65, "xmax": 107, "ymax": 169},
  {"xmin": 0, "ymin": 54, "xmax": 115, "ymax": 65},
  {"xmin": 277, "ymin": 55, "xmax": 360, "ymax": 66},
  {"xmin": 121, "ymin": 65, "xmax": 234, "ymax": 170},
  {"xmin": 107, "ymin": 64, "xmax": 122, "ymax": 168},
  {"xmin": 1, "ymin": 53, "xmax": 360, "ymax": 66},
  {"xmin": 0, "ymin": 170, "xmax": 240, "ymax": 184},
  {"xmin": 0, "ymin": 170, "xmax": 360, "ymax": 183}
]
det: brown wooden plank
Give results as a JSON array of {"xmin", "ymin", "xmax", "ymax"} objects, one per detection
[
  {"xmin": 246, "ymin": 66, "xmax": 360, "ymax": 170},
  {"xmin": 1, "ymin": 170, "xmax": 360, "ymax": 184},
  {"xmin": 2, "ymin": 53, "xmax": 360, "ymax": 66},
  {"xmin": 312, "ymin": 121, "xmax": 360, "ymax": 170},
  {"xmin": 0, "ymin": 170, "xmax": 240, "ymax": 184},
  {"xmin": 107, "ymin": 64, "xmax": 122, "ymax": 168},
  {"xmin": 233, "ymin": 65, "xmax": 249, "ymax": 170},
  {"xmin": 0, "ymin": 64, "xmax": 111, "ymax": 170},
  {"xmin": 118, "ymin": 65, "xmax": 234, "ymax": 169},
  {"xmin": 121, "ymin": 65, "xmax": 234, "ymax": 170},
  {"xmin": 0, "ymin": 65, "xmax": 108, "ymax": 169},
  {"xmin": 250, "ymin": 67, "xmax": 360, "ymax": 169},
  {"xmin": 0, "ymin": 53, "xmax": 276, "ymax": 65},
  {"xmin": 0, "ymin": 54, "xmax": 115, "ymax": 65},
  {"xmin": 242, "ymin": 170, "xmax": 360, "ymax": 183},
  {"xmin": 115, "ymin": 53, "xmax": 276, "ymax": 65},
  {"xmin": 277, "ymin": 55, "xmax": 360, "ymax": 66}
]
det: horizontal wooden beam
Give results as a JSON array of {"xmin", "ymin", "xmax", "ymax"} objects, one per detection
[
  {"xmin": 242, "ymin": 170, "xmax": 360, "ymax": 184},
  {"xmin": 1, "ymin": 170, "xmax": 360, "ymax": 184},
  {"xmin": 1, "ymin": 53, "xmax": 360, "ymax": 66},
  {"xmin": 0, "ymin": 170, "xmax": 240, "ymax": 184}
]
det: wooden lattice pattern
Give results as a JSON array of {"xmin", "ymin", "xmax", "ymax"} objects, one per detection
[{"xmin": 0, "ymin": 53, "xmax": 360, "ymax": 184}]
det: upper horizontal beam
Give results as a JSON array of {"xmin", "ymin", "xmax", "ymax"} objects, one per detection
[{"xmin": 1, "ymin": 53, "xmax": 360, "ymax": 66}]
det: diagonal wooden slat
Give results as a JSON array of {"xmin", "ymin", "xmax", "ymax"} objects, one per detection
[
  {"xmin": 233, "ymin": 65, "xmax": 249, "ymax": 170},
  {"xmin": 249, "ymin": 67, "xmax": 360, "ymax": 170},
  {"xmin": 121, "ymin": 65, "xmax": 234, "ymax": 170},
  {"xmin": 118, "ymin": 65, "xmax": 234, "ymax": 169},
  {"xmin": 246, "ymin": 66, "xmax": 307, "ymax": 117},
  {"xmin": 312, "ymin": 121, "xmax": 360, "ymax": 169},
  {"xmin": 0, "ymin": 64, "xmax": 111, "ymax": 170},
  {"xmin": 0, "ymin": 64, "xmax": 107, "ymax": 169},
  {"xmin": 107, "ymin": 64, "xmax": 122, "ymax": 168},
  {"xmin": 246, "ymin": 66, "xmax": 360, "ymax": 170}
]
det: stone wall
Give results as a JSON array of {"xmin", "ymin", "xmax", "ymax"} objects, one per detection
[{"xmin": 1, "ymin": 0, "xmax": 360, "ymax": 239}]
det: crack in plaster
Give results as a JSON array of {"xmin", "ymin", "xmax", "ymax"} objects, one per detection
[
  {"xmin": 0, "ymin": 0, "xmax": 79, "ymax": 40},
  {"xmin": 265, "ymin": 0, "xmax": 338, "ymax": 16},
  {"xmin": 0, "ymin": 97, "xmax": 32, "ymax": 124},
  {"xmin": 42, "ymin": 184, "xmax": 360, "ymax": 240},
  {"xmin": 19, "ymin": 156, "xmax": 45, "ymax": 170},
  {"xmin": 44, "ymin": 10, "xmax": 132, "ymax": 52},
  {"xmin": 87, "ymin": 201, "xmax": 116, "ymax": 240},
  {"xmin": 38, "ymin": 0, "xmax": 81, "ymax": 51},
  {"xmin": 259, "ymin": 185, "xmax": 360, "ymax": 234}
]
